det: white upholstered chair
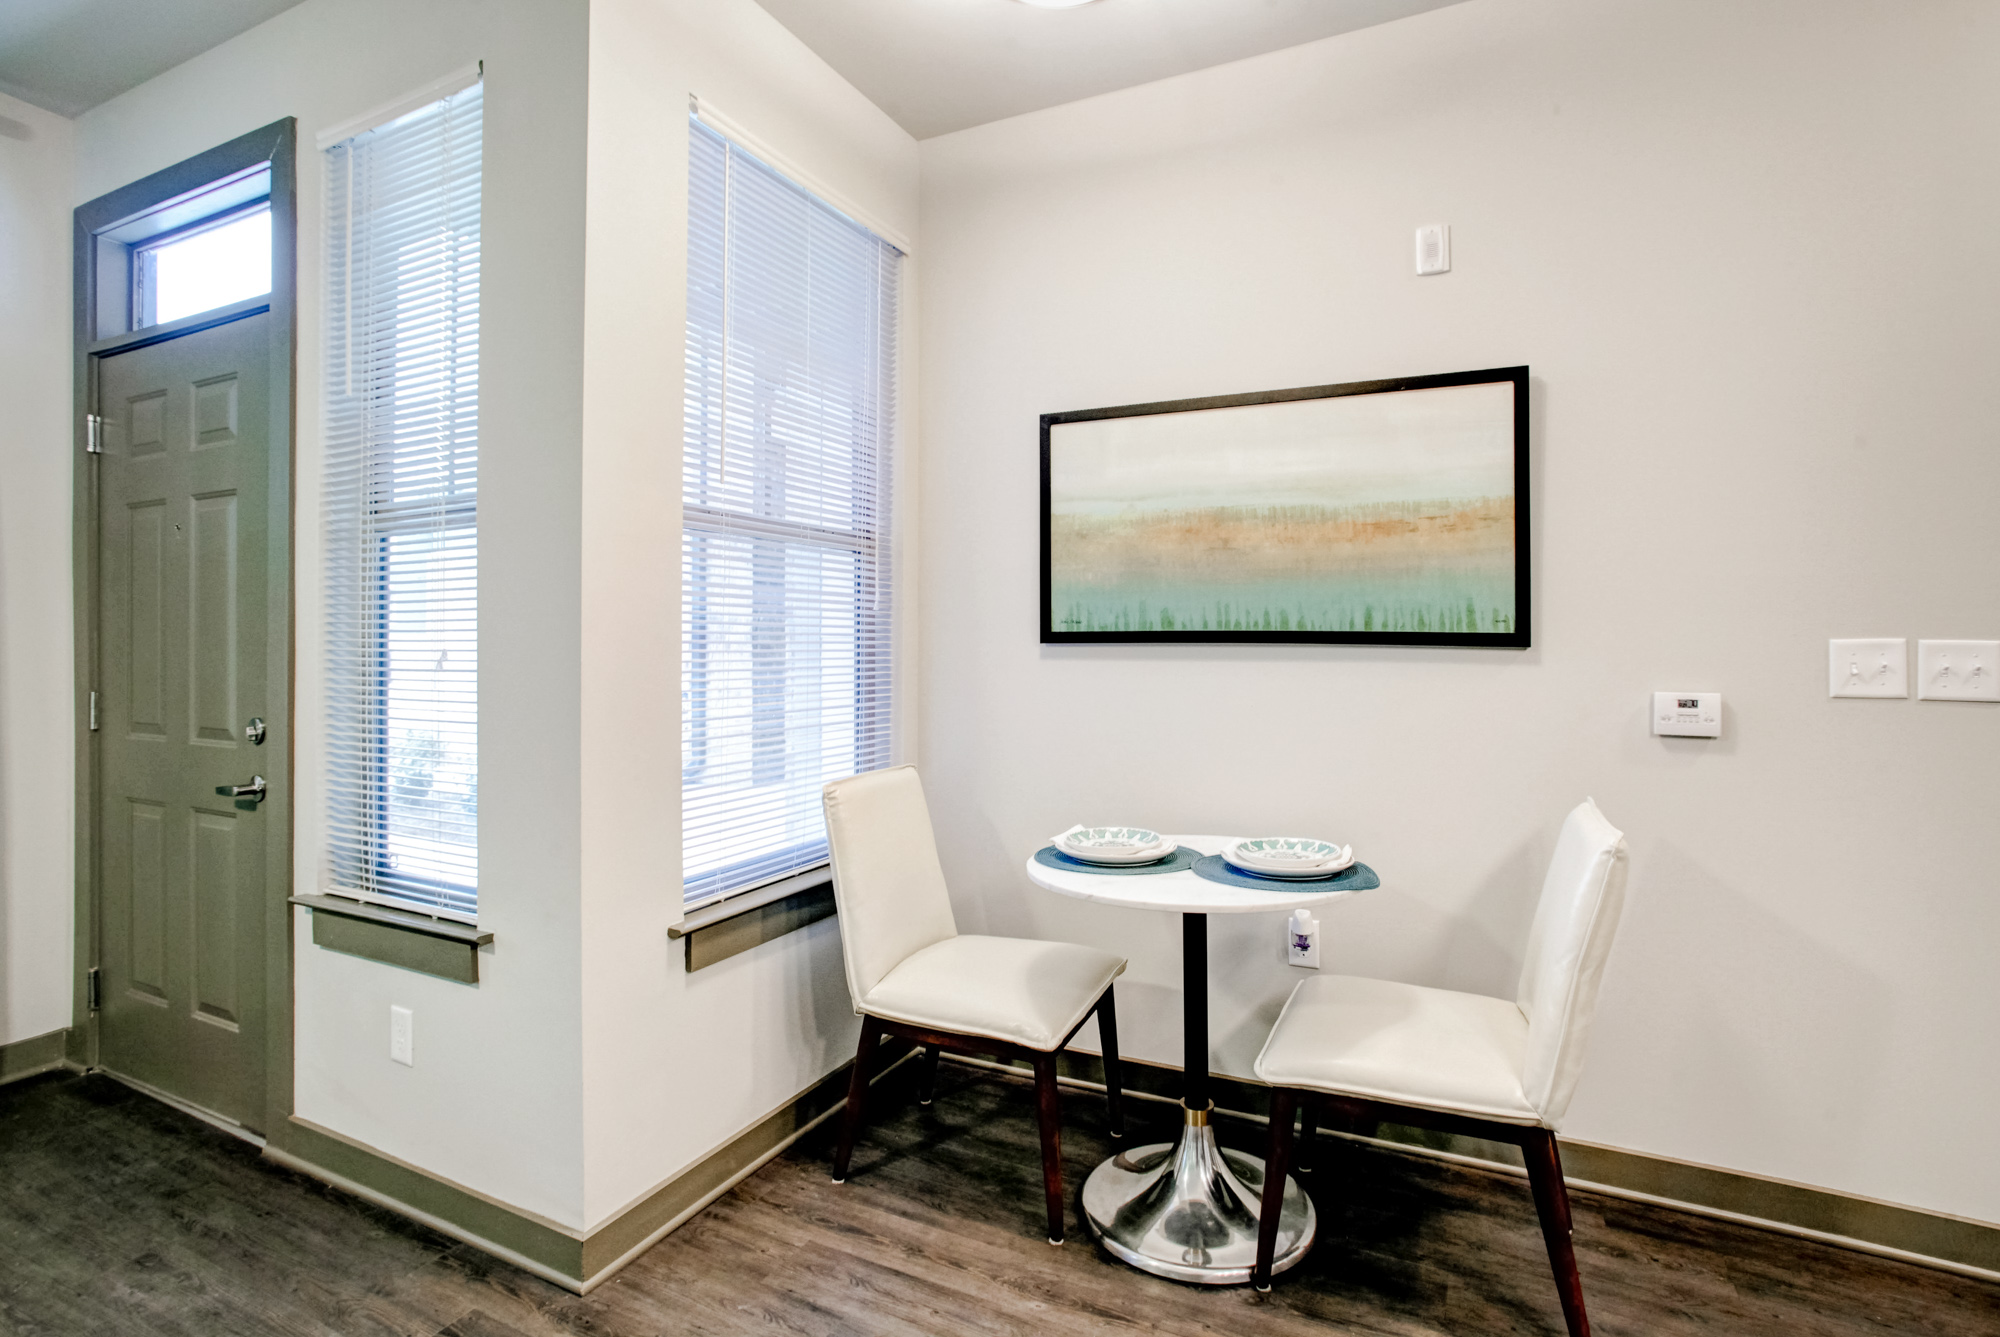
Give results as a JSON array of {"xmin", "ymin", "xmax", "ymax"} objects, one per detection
[
  {"xmin": 822, "ymin": 766, "xmax": 1128, "ymax": 1243},
  {"xmin": 1251, "ymin": 798, "xmax": 1629, "ymax": 1337}
]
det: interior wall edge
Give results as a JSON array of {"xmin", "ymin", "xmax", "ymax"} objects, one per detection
[
  {"xmin": 0, "ymin": 87, "xmax": 79, "ymax": 1055},
  {"xmin": 572, "ymin": 0, "xmax": 919, "ymax": 1228}
]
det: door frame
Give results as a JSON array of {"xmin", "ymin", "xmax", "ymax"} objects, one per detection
[{"xmin": 72, "ymin": 119, "xmax": 297, "ymax": 1135}]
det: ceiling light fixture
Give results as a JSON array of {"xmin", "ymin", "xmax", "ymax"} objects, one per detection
[{"xmin": 1015, "ymin": 0, "xmax": 1102, "ymax": 9}]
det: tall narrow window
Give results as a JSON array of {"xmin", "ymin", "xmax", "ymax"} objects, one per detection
[
  {"xmin": 682, "ymin": 117, "xmax": 900, "ymax": 907},
  {"xmin": 324, "ymin": 80, "xmax": 482, "ymax": 918}
]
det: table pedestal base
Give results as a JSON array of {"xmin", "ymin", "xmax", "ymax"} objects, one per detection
[{"xmin": 1080, "ymin": 1103, "xmax": 1315, "ymax": 1285}]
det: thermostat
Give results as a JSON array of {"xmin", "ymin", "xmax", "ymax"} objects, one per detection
[{"xmin": 1653, "ymin": 692, "xmax": 1721, "ymax": 738}]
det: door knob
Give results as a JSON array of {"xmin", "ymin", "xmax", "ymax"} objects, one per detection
[{"xmin": 217, "ymin": 775, "xmax": 267, "ymax": 810}]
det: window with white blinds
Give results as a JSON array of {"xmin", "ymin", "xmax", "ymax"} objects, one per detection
[
  {"xmin": 323, "ymin": 80, "xmax": 482, "ymax": 919},
  {"xmin": 683, "ymin": 116, "xmax": 900, "ymax": 907}
]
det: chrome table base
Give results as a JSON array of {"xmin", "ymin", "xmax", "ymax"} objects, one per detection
[{"xmin": 1080, "ymin": 1103, "xmax": 1315, "ymax": 1285}]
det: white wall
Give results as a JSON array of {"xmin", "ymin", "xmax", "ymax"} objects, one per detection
[
  {"xmin": 0, "ymin": 92, "xmax": 76, "ymax": 1048},
  {"xmin": 917, "ymin": 0, "xmax": 2000, "ymax": 1226},
  {"xmin": 67, "ymin": 0, "xmax": 918, "ymax": 1237},
  {"xmin": 576, "ymin": 0, "xmax": 918, "ymax": 1231},
  {"xmin": 76, "ymin": 0, "xmax": 593, "ymax": 1225}
]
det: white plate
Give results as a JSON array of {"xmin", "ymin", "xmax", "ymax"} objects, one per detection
[
  {"xmin": 1053, "ymin": 825, "xmax": 1172, "ymax": 865},
  {"xmin": 1222, "ymin": 837, "xmax": 1354, "ymax": 878}
]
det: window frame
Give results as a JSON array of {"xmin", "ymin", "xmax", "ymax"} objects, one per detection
[
  {"xmin": 321, "ymin": 76, "xmax": 484, "ymax": 923},
  {"xmin": 679, "ymin": 113, "xmax": 904, "ymax": 912}
]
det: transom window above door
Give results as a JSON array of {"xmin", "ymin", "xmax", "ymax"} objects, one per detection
[
  {"xmin": 91, "ymin": 160, "xmax": 274, "ymax": 338},
  {"xmin": 132, "ymin": 203, "xmax": 272, "ymax": 327}
]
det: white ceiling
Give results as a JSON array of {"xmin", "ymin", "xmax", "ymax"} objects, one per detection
[
  {"xmin": 753, "ymin": 0, "xmax": 1470, "ymax": 140},
  {"xmin": 0, "ymin": 0, "xmax": 305, "ymax": 117},
  {"xmin": 0, "ymin": 0, "xmax": 1465, "ymax": 133}
]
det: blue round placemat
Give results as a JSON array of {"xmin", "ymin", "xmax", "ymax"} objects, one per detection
[
  {"xmin": 1192, "ymin": 854, "xmax": 1379, "ymax": 892},
  {"xmin": 1034, "ymin": 845, "xmax": 1202, "ymax": 876}
]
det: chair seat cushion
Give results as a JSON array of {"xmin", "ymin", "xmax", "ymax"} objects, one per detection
[
  {"xmin": 1254, "ymin": 974, "xmax": 1539, "ymax": 1125},
  {"xmin": 861, "ymin": 935, "xmax": 1126, "ymax": 1052}
]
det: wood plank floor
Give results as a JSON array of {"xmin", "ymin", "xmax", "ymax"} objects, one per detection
[{"xmin": 2, "ymin": 1062, "xmax": 1995, "ymax": 1336}]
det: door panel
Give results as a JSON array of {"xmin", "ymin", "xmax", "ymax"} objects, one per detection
[
  {"xmin": 193, "ymin": 374, "xmax": 239, "ymax": 447},
  {"xmin": 125, "ymin": 800, "xmax": 169, "ymax": 1000},
  {"xmin": 192, "ymin": 809, "xmax": 242, "ymax": 1027},
  {"xmin": 96, "ymin": 311, "xmax": 270, "ymax": 1129},
  {"xmin": 189, "ymin": 490, "xmax": 240, "ymax": 744},
  {"xmin": 127, "ymin": 389, "xmax": 168, "ymax": 453},
  {"xmin": 126, "ymin": 500, "xmax": 168, "ymax": 734}
]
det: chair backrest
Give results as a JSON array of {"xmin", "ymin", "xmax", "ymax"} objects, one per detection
[
  {"xmin": 1515, "ymin": 798, "xmax": 1629, "ymax": 1126},
  {"xmin": 822, "ymin": 765, "xmax": 959, "ymax": 1005}
]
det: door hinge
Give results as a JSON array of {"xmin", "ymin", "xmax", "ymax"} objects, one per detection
[
  {"xmin": 85, "ymin": 413, "xmax": 105, "ymax": 454},
  {"xmin": 89, "ymin": 690, "xmax": 99, "ymax": 731},
  {"xmin": 87, "ymin": 966, "xmax": 101, "ymax": 1012}
]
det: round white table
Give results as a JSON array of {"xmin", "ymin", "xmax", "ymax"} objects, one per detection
[{"xmin": 1025, "ymin": 835, "xmax": 1373, "ymax": 1285}]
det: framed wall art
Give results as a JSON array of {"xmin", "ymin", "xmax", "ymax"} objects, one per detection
[{"xmin": 1039, "ymin": 366, "xmax": 1529, "ymax": 648}]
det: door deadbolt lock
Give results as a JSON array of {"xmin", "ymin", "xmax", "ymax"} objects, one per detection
[
  {"xmin": 245, "ymin": 717, "xmax": 266, "ymax": 745},
  {"xmin": 217, "ymin": 775, "xmax": 267, "ymax": 810}
]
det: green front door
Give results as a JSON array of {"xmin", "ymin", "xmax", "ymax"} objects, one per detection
[{"xmin": 94, "ymin": 310, "xmax": 275, "ymax": 1131}]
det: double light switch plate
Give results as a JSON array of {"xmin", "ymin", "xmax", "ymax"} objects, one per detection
[
  {"xmin": 1829, "ymin": 639, "xmax": 1907, "ymax": 698},
  {"xmin": 1917, "ymin": 640, "xmax": 2000, "ymax": 702}
]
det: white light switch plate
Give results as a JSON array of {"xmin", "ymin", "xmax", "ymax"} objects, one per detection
[
  {"xmin": 1414, "ymin": 223, "xmax": 1450, "ymax": 275},
  {"xmin": 1917, "ymin": 640, "xmax": 2000, "ymax": 702},
  {"xmin": 1653, "ymin": 692, "xmax": 1721, "ymax": 737},
  {"xmin": 390, "ymin": 1005, "xmax": 414, "ymax": 1066},
  {"xmin": 1829, "ymin": 639, "xmax": 1907, "ymax": 698}
]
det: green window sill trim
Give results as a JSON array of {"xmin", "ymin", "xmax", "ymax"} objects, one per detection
[
  {"xmin": 291, "ymin": 893, "xmax": 493, "ymax": 983},
  {"xmin": 670, "ymin": 866, "xmax": 836, "ymax": 971}
]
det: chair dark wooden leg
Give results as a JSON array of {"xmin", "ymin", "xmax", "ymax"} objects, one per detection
[
  {"xmin": 1253, "ymin": 1086, "xmax": 1298, "ymax": 1291},
  {"xmin": 1521, "ymin": 1128, "xmax": 1591, "ymax": 1337},
  {"xmin": 1030, "ymin": 1052, "xmax": 1067, "ymax": 1244},
  {"xmin": 1095, "ymin": 987, "xmax": 1125, "ymax": 1141},
  {"xmin": 831, "ymin": 1023, "xmax": 880, "ymax": 1184},
  {"xmin": 917, "ymin": 1045, "xmax": 942, "ymax": 1106},
  {"xmin": 1296, "ymin": 1093, "xmax": 1319, "ymax": 1176}
]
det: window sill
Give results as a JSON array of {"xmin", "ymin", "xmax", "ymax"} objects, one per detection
[
  {"xmin": 669, "ymin": 866, "xmax": 835, "ymax": 971},
  {"xmin": 291, "ymin": 893, "xmax": 492, "ymax": 983}
]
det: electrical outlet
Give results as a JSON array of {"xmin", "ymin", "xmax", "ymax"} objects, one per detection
[
  {"xmin": 1287, "ymin": 909, "xmax": 1321, "ymax": 969},
  {"xmin": 1917, "ymin": 640, "xmax": 2000, "ymax": 702},
  {"xmin": 390, "ymin": 1005, "xmax": 414, "ymax": 1066},
  {"xmin": 1828, "ymin": 638, "xmax": 1907, "ymax": 698}
]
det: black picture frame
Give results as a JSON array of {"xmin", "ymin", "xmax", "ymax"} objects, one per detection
[{"xmin": 1039, "ymin": 366, "xmax": 1529, "ymax": 648}]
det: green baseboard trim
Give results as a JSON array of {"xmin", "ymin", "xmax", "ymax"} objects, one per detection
[
  {"xmin": 945, "ymin": 1050, "xmax": 2000, "ymax": 1282},
  {"xmin": 1556, "ymin": 1141, "xmax": 2000, "ymax": 1279},
  {"xmin": 0, "ymin": 1029, "xmax": 71, "ymax": 1086},
  {"xmin": 261, "ymin": 1044, "xmax": 913, "ymax": 1294},
  {"xmin": 265, "ymin": 1117, "xmax": 586, "ymax": 1286},
  {"xmin": 574, "ymin": 1049, "xmax": 890, "ymax": 1286}
]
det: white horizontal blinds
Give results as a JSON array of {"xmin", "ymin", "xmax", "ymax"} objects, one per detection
[
  {"xmin": 683, "ymin": 117, "xmax": 900, "ymax": 906},
  {"xmin": 324, "ymin": 81, "xmax": 482, "ymax": 918}
]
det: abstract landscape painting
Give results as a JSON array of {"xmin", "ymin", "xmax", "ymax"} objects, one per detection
[{"xmin": 1041, "ymin": 368, "xmax": 1528, "ymax": 646}]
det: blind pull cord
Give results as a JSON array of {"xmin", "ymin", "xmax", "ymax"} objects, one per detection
[{"xmin": 719, "ymin": 146, "xmax": 733, "ymax": 485}]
